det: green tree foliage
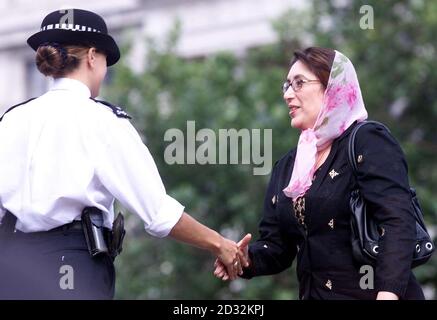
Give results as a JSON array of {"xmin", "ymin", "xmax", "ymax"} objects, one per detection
[{"xmin": 105, "ymin": 0, "xmax": 436, "ymax": 299}]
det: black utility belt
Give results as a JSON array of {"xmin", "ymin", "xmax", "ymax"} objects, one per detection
[
  {"xmin": 0, "ymin": 208, "xmax": 126, "ymax": 260},
  {"xmin": 53, "ymin": 220, "xmax": 83, "ymax": 232},
  {"xmin": 0, "ymin": 219, "xmax": 83, "ymax": 235}
]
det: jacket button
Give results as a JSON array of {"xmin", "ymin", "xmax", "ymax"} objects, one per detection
[
  {"xmin": 325, "ymin": 279, "xmax": 332, "ymax": 290},
  {"xmin": 328, "ymin": 219, "xmax": 334, "ymax": 229}
]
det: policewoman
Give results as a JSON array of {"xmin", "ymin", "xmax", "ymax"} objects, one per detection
[{"xmin": 0, "ymin": 9, "xmax": 245, "ymax": 299}]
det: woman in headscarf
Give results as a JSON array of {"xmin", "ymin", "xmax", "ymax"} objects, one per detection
[{"xmin": 213, "ymin": 47, "xmax": 424, "ymax": 300}]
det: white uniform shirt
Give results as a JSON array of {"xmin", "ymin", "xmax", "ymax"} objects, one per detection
[{"xmin": 0, "ymin": 78, "xmax": 184, "ymax": 237}]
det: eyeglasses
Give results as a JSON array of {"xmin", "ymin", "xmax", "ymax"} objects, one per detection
[{"xmin": 282, "ymin": 77, "xmax": 320, "ymax": 93}]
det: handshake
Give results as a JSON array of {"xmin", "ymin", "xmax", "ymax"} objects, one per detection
[
  {"xmin": 168, "ymin": 213, "xmax": 253, "ymax": 281},
  {"xmin": 213, "ymin": 233, "xmax": 252, "ymax": 281}
]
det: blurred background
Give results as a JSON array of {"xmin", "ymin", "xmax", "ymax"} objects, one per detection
[{"xmin": 0, "ymin": 0, "xmax": 436, "ymax": 299}]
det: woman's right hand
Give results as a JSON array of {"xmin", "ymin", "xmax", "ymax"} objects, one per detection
[{"xmin": 214, "ymin": 233, "xmax": 252, "ymax": 281}]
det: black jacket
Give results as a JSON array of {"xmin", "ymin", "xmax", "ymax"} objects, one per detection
[{"xmin": 242, "ymin": 121, "xmax": 424, "ymax": 300}]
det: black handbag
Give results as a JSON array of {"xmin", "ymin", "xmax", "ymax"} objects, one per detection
[{"xmin": 348, "ymin": 120, "xmax": 434, "ymax": 268}]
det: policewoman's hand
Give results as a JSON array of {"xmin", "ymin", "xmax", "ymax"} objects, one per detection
[
  {"xmin": 214, "ymin": 236, "xmax": 242, "ymax": 280},
  {"xmin": 214, "ymin": 233, "xmax": 252, "ymax": 281},
  {"xmin": 169, "ymin": 212, "xmax": 247, "ymax": 280}
]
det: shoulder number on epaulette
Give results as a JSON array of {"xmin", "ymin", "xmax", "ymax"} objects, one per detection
[{"xmin": 90, "ymin": 98, "xmax": 132, "ymax": 119}]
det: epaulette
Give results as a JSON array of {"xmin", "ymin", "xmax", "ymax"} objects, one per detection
[
  {"xmin": 90, "ymin": 98, "xmax": 132, "ymax": 119},
  {"xmin": 0, "ymin": 97, "xmax": 37, "ymax": 122}
]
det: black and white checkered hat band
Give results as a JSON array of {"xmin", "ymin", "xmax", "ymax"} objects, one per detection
[{"xmin": 40, "ymin": 23, "xmax": 102, "ymax": 33}]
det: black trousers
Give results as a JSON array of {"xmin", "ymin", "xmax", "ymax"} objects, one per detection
[{"xmin": 0, "ymin": 223, "xmax": 115, "ymax": 300}]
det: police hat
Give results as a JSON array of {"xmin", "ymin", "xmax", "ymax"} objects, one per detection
[{"xmin": 27, "ymin": 9, "xmax": 120, "ymax": 66}]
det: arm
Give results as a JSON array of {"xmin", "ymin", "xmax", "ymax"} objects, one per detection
[
  {"xmin": 169, "ymin": 212, "xmax": 224, "ymax": 253},
  {"xmin": 169, "ymin": 212, "xmax": 241, "ymax": 279},
  {"xmin": 214, "ymin": 159, "xmax": 299, "ymax": 280},
  {"xmin": 86, "ymin": 117, "xmax": 186, "ymax": 237},
  {"xmin": 241, "ymin": 201, "xmax": 297, "ymax": 278},
  {"xmin": 244, "ymin": 160, "xmax": 298, "ymax": 278},
  {"xmin": 355, "ymin": 123, "xmax": 416, "ymax": 299},
  {"xmin": 83, "ymin": 110, "xmax": 241, "ymax": 278}
]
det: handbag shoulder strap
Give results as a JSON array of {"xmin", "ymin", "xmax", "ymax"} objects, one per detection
[{"xmin": 347, "ymin": 120, "xmax": 390, "ymax": 175}]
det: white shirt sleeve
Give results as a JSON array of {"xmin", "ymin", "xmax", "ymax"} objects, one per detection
[{"xmin": 83, "ymin": 111, "xmax": 184, "ymax": 238}]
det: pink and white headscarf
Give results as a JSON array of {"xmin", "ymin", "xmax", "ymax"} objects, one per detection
[{"xmin": 283, "ymin": 50, "xmax": 368, "ymax": 201}]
